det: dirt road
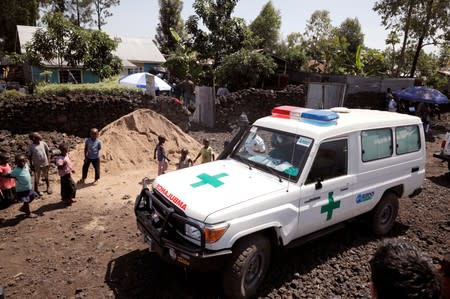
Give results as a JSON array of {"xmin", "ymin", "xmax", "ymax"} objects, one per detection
[{"xmin": 0, "ymin": 126, "xmax": 449, "ymax": 298}]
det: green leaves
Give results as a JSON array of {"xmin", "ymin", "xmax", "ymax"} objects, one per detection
[
  {"xmin": 84, "ymin": 30, "xmax": 122, "ymax": 80},
  {"xmin": 25, "ymin": 12, "xmax": 121, "ymax": 81},
  {"xmin": 216, "ymin": 49, "xmax": 276, "ymax": 90}
]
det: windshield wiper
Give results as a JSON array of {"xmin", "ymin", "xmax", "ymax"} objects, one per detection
[
  {"xmin": 233, "ymin": 154, "xmax": 252, "ymax": 170},
  {"xmin": 262, "ymin": 164, "xmax": 282, "ymax": 183}
]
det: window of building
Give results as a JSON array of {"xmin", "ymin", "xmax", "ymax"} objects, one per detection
[
  {"xmin": 59, "ymin": 70, "xmax": 81, "ymax": 83},
  {"xmin": 396, "ymin": 125, "xmax": 421, "ymax": 155},
  {"xmin": 361, "ymin": 129, "xmax": 393, "ymax": 162},
  {"xmin": 306, "ymin": 139, "xmax": 348, "ymax": 184}
]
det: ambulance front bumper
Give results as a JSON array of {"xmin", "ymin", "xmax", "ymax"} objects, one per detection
[{"xmin": 135, "ymin": 188, "xmax": 231, "ymax": 271}]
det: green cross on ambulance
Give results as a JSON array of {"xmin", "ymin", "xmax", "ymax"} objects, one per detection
[{"xmin": 135, "ymin": 105, "xmax": 425, "ymax": 299}]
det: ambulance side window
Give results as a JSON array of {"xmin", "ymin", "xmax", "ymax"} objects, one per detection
[
  {"xmin": 361, "ymin": 128, "xmax": 393, "ymax": 162},
  {"xmin": 396, "ymin": 125, "xmax": 421, "ymax": 155},
  {"xmin": 306, "ymin": 139, "xmax": 348, "ymax": 184}
]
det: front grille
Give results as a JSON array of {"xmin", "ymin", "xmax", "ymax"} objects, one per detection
[{"xmin": 152, "ymin": 190, "xmax": 187, "ymax": 234}]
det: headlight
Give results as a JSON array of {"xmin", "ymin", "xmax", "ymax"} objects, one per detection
[
  {"xmin": 185, "ymin": 222, "xmax": 229, "ymax": 244},
  {"xmin": 185, "ymin": 223, "xmax": 202, "ymax": 241}
]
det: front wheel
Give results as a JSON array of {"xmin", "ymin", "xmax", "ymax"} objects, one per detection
[
  {"xmin": 223, "ymin": 234, "xmax": 271, "ymax": 299},
  {"xmin": 369, "ymin": 192, "xmax": 399, "ymax": 235}
]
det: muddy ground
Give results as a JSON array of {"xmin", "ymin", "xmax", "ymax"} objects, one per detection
[{"xmin": 0, "ymin": 115, "xmax": 449, "ymax": 299}]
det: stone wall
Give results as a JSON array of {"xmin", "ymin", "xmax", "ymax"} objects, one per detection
[
  {"xmin": 0, "ymin": 92, "xmax": 190, "ymax": 136},
  {"xmin": 215, "ymin": 85, "xmax": 306, "ymax": 129}
]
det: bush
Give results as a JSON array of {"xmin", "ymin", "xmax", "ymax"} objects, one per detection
[
  {"xmin": 0, "ymin": 89, "xmax": 26, "ymax": 100},
  {"xmin": 35, "ymin": 75, "xmax": 140, "ymax": 95},
  {"xmin": 216, "ymin": 49, "xmax": 276, "ymax": 90}
]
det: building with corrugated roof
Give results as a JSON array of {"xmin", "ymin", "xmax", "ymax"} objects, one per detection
[{"xmin": 14, "ymin": 25, "xmax": 165, "ymax": 84}]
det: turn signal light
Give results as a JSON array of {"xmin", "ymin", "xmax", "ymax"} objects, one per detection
[{"xmin": 204, "ymin": 224, "xmax": 229, "ymax": 243}]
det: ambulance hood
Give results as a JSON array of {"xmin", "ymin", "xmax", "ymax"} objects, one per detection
[{"xmin": 152, "ymin": 159, "xmax": 286, "ymax": 221}]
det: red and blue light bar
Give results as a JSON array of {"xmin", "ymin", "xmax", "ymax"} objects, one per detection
[{"xmin": 271, "ymin": 106, "xmax": 339, "ymax": 125}]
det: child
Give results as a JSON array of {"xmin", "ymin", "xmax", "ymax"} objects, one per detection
[
  {"xmin": 154, "ymin": 135, "xmax": 170, "ymax": 175},
  {"xmin": 79, "ymin": 128, "xmax": 102, "ymax": 185},
  {"xmin": 0, "ymin": 151, "xmax": 16, "ymax": 208},
  {"xmin": 28, "ymin": 132, "xmax": 52, "ymax": 195},
  {"xmin": 56, "ymin": 143, "xmax": 77, "ymax": 205},
  {"xmin": 4, "ymin": 154, "xmax": 39, "ymax": 217},
  {"xmin": 193, "ymin": 138, "xmax": 215, "ymax": 164},
  {"xmin": 177, "ymin": 148, "xmax": 192, "ymax": 170}
]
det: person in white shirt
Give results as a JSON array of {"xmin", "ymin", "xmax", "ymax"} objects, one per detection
[{"xmin": 388, "ymin": 98, "xmax": 398, "ymax": 112}]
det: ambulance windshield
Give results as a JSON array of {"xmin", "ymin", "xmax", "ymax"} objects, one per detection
[{"xmin": 231, "ymin": 126, "xmax": 313, "ymax": 181}]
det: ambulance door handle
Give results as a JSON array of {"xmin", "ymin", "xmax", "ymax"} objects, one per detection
[
  {"xmin": 305, "ymin": 196, "xmax": 320, "ymax": 203},
  {"xmin": 340, "ymin": 187, "xmax": 349, "ymax": 191},
  {"xmin": 411, "ymin": 167, "xmax": 419, "ymax": 173}
]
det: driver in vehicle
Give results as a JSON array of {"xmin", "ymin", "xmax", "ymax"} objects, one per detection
[{"xmin": 245, "ymin": 133, "xmax": 266, "ymax": 156}]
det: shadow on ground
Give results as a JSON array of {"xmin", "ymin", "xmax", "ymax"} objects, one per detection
[
  {"xmin": 427, "ymin": 173, "xmax": 450, "ymax": 188},
  {"xmin": 0, "ymin": 201, "xmax": 68, "ymax": 228},
  {"xmin": 105, "ymin": 249, "xmax": 222, "ymax": 299},
  {"xmin": 104, "ymin": 221, "xmax": 409, "ymax": 298}
]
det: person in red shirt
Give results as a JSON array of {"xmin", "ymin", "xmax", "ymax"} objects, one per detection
[{"xmin": 0, "ymin": 151, "xmax": 16, "ymax": 208}]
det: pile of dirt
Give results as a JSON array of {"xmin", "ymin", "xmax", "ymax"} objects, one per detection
[{"xmin": 71, "ymin": 109, "xmax": 202, "ymax": 177}]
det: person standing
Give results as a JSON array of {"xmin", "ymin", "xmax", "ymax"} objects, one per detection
[
  {"xmin": 193, "ymin": 139, "xmax": 215, "ymax": 164},
  {"xmin": 154, "ymin": 135, "xmax": 170, "ymax": 175},
  {"xmin": 2, "ymin": 154, "xmax": 39, "ymax": 217},
  {"xmin": 28, "ymin": 132, "xmax": 52, "ymax": 195},
  {"xmin": 388, "ymin": 97, "xmax": 398, "ymax": 112},
  {"xmin": 0, "ymin": 151, "xmax": 16, "ymax": 208},
  {"xmin": 79, "ymin": 128, "xmax": 102, "ymax": 185},
  {"xmin": 56, "ymin": 143, "xmax": 76, "ymax": 205},
  {"xmin": 385, "ymin": 88, "xmax": 394, "ymax": 110},
  {"xmin": 180, "ymin": 74, "xmax": 195, "ymax": 108},
  {"xmin": 416, "ymin": 102, "xmax": 431, "ymax": 133},
  {"xmin": 177, "ymin": 148, "xmax": 192, "ymax": 170}
]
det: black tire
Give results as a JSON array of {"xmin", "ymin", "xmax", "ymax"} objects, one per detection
[
  {"xmin": 223, "ymin": 234, "xmax": 271, "ymax": 299},
  {"xmin": 369, "ymin": 192, "xmax": 399, "ymax": 235}
]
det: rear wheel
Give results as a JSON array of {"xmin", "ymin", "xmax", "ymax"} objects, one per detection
[
  {"xmin": 369, "ymin": 192, "xmax": 399, "ymax": 235},
  {"xmin": 223, "ymin": 234, "xmax": 271, "ymax": 299}
]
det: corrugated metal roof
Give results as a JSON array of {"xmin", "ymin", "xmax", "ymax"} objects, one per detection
[
  {"xmin": 16, "ymin": 25, "xmax": 165, "ymax": 64},
  {"xmin": 16, "ymin": 25, "xmax": 40, "ymax": 52},
  {"xmin": 114, "ymin": 36, "xmax": 165, "ymax": 64}
]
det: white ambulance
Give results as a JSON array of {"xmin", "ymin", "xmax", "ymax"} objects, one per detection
[{"xmin": 135, "ymin": 106, "xmax": 425, "ymax": 298}]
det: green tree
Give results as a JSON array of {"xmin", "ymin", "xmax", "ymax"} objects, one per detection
[
  {"xmin": 68, "ymin": 0, "xmax": 94, "ymax": 27},
  {"xmin": 155, "ymin": 0, "xmax": 185, "ymax": 54},
  {"xmin": 336, "ymin": 18, "xmax": 364, "ymax": 54},
  {"xmin": 39, "ymin": 0, "xmax": 67, "ymax": 12},
  {"xmin": 408, "ymin": 0, "xmax": 449, "ymax": 77},
  {"xmin": 374, "ymin": 0, "xmax": 449, "ymax": 77},
  {"xmin": 303, "ymin": 9, "xmax": 333, "ymax": 63},
  {"xmin": 385, "ymin": 31, "xmax": 400, "ymax": 75},
  {"xmin": 0, "ymin": 0, "xmax": 38, "ymax": 52},
  {"xmin": 362, "ymin": 48, "xmax": 389, "ymax": 76},
  {"xmin": 92, "ymin": 0, "xmax": 119, "ymax": 30},
  {"xmin": 215, "ymin": 49, "xmax": 276, "ymax": 90},
  {"xmin": 84, "ymin": 30, "xmax": 122, "ymax": 80},
  {"xmin": 249, "ymin": 1, "xmax": 281, "ymax": 50},
  {"xmin": 276, "ymin": 32, "xmax": 307, "ymax": 71},
  {"xmin": 185, "ymin": 0, "xmax": 252, "ymax": 66},
  {"xmin": 25, "ymin": 12, "xmax": 88, "ymax": 72}
]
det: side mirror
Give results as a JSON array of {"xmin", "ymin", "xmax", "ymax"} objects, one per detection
[{"xmin": 315, "ymin": 178, "xmax": 323, "ymax": 190}]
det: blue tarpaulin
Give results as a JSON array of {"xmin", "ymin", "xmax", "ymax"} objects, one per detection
[{"xmin": 393, "ymin": 86, "xmax": 449, "ymax": 104}]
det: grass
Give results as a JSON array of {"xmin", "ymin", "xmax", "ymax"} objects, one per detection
[{"xmin": 34, "ymin": 75, "xmax": 140, "ymax": 96}]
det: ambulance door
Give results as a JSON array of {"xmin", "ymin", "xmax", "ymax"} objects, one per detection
[{"xmin": 297, "ymin": 138, "xmax": 356, "ymax": 236}]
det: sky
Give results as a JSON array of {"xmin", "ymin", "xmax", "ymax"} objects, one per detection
[{"xmin": 103, "ymin": 0, "xmax": 389, "ymax": 50}]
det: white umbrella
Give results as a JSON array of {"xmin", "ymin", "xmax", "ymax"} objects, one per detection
[{"xmin": 119, "ymin": 72, "xmax": 172, "ymax": 91}]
